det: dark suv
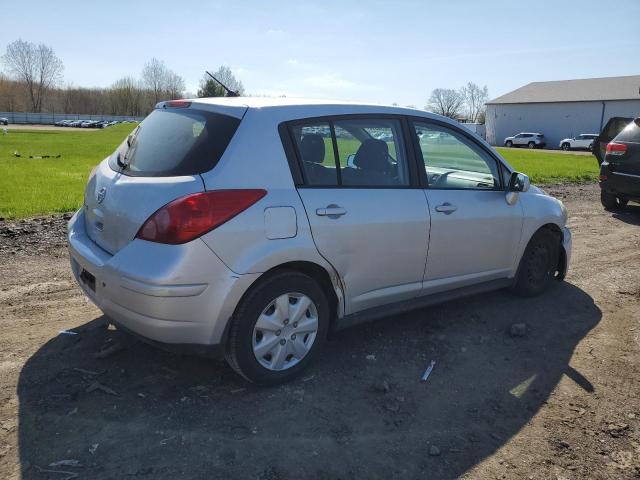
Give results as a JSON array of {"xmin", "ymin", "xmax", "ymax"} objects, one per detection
[{"xmin": 599, "ymin": 118, "xmax": 640, "ymax": 210}]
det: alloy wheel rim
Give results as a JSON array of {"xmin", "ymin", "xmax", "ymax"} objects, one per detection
[{"xmin": 252, "ymin": 292, "xmax": 318, "ymax": 371}]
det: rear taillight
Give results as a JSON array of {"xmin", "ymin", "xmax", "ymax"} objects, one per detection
[
  {"xmin": 606, "ymin": 142, "xmax": 627, "ymax": 156},
  {"xmin": 136, "ymin": 189, "xmax": 266, "ymax": 244}
]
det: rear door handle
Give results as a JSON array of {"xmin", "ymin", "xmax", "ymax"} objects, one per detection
[
  {"xmin": 435, "ymin": 203, "xmax": 457, "ymax": 214},
  {"xmin": 316, "ymin": 205, "xmax": 347, "ymax": 217}
]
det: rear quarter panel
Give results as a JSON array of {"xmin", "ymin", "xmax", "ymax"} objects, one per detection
[{"xmin": 198, "ymin": 108, "xmax": 340, "ymax": 286}]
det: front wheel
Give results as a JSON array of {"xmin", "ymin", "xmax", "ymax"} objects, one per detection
[
  {"xmin": 561, "ymin": 143, "xmax": 571, "ymax": 151},
  {"xmin": 505, "ymin": 141, "xmax": 513, "ymax": 148},
  {"xmin": 601, "ymin": 191, "xmax": 627, "ymax": 210},
  {"xmin": 225, "ymin": 271, "xmax": 329, "ymax": 385},
  {"xmin": 528, "ymin": 141, "xmax": 536, "ymax": 149},
  {"xmin": 512, "ymin": 229, "xmax": 561, "ymax": 297}
]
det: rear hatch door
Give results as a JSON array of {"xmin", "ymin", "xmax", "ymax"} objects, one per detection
[
  {"xmin": 594, "ymin": 117, "xmax": 633, "ymax": 165},
  {"xmin": 83, "ymin": 103, "xmax": 245, "ymax": 254},
  {"xmin": 607, "ymin": 119, "xmax": 640, "ymax": 197}
]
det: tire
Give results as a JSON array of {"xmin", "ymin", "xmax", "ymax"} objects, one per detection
[
  {"xmin": 588, "ymin": 144, "xmax": 593, "ymax": 152},
  {"xmin": 601, "ymin": 191, "xmax": 627, "ymax": 210},
  {"xmin": 561, "ymin": 143, "xmax": 571, "ymax": 151},
  {"xmin": 512, "ymin": 229, "xmax": 561, "ymax": 297},
  {"xmin": 528, "ymin": 141, "xmax": 536, "ymax": 149},
  {"xmin": 505, "ymin": 140, "xmax": 513, "ymax": 148},
  {"xmin": 225, "ymin": 270, "xmax": 330, "ymax": 385}
]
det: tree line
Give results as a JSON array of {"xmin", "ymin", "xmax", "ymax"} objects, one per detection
[
  {"xmin": 1, "ymin": 38, "xmax": 490, "ymax": 122},
  {"xmin": 425, "ymin": 82, "xmax": 489, "ymax": 123},
  {"xmin": 0, "ymin": 39, "xmax": 244, "ymax": 116}
]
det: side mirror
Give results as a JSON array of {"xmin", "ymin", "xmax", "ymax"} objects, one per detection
[{"xmin": 508, "ymin": 171, "xmax": 530, "ymax": 193}]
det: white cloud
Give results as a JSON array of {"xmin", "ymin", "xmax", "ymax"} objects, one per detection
[
  {"xmin": 286, "ymin": 59, "xmax": 299, "ymax": 65},
  {"xmin": 266, "ymin": 29, "xmax": 285, "ymax": 36}
]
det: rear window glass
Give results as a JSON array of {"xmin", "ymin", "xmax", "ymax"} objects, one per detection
[
  {"xmin": 109, "ymin": 108, "xmax": 240, "ymax": 176},
  {"xmin": 614, "ymin": 121, "xmax": 640, "ymax": 143}
]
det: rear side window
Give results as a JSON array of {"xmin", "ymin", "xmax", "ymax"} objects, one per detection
[
  {"xmin": 614, "ymin": 121, "xmax": 640, "ymax": 143},
  {"xmin": 290, "ymin": 117, "xmax": 410, "ymax": 187},
  {"xmin": 110, "ymin": 108, "xmax": 240, "ymax": 177}
]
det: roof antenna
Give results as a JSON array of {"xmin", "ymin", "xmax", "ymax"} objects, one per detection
[{"xmin": 205, "ymin": 70, "xmax": 240, "ymax": 97}]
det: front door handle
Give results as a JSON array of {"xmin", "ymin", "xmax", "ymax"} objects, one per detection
[
  {"xmin": 316, "ymin": 205, "xmax": 347, "ymax": 217},
  {"xmin": 435, "ymin": 203, "xmax": 457, "ymax": 214}
]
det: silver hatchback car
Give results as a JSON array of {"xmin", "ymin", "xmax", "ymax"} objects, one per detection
[{"xmin": 68, "ymin": 98, "xmax": 571, "ymax": 384}]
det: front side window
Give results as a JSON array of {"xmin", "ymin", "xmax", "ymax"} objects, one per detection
[
  {"xmin": 290, "ymin": 117, "xmax": 410, "ymax": 187},
  {"xmin": 413, "ymin": 121, "xmax": 501, "ymax": 190}
]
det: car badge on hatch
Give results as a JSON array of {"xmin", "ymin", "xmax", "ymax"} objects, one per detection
[{"xmin": 97, "ymin": 187, "xmax": 107, "ymax": 204}]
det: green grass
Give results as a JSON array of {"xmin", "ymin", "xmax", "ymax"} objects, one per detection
[
  {"xmin": 497, "ymin": 147, "xmax": 599, "ymax": 184},
  {"xmin": 0, "ymin": 124, "xmax": 135, "ymax": 219},
  {"xmin": 0, "ymin": 126, "xmax": 598, "ymax": 220}
]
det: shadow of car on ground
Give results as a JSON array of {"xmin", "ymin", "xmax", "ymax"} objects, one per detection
[{"xmin": 18, "ymin": 282, "xmax": 600, "ymax": 479}]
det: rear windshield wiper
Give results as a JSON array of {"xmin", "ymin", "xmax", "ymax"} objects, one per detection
[{"xmin": 116, "ymin": 150, "xmax": 129, "ymax": 170}]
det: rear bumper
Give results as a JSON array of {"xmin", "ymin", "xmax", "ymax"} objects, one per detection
[
  {"xmin": 599, "ymin": 164, "xmax": 640, "ymax": 199},
  {"xmin": 67, "ymin": 210, "xmax": 260, "ymax": 347}
]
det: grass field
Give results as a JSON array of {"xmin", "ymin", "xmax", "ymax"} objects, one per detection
[
  {"xmin": 0, "ymin": 126, "xmax": 598, "ymax": 219},
  {"xmin": 0, "ymin": 124, "xmax": 135, "ymax": 219}
]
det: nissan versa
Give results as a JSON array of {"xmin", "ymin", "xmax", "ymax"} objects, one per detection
[{"xmin": 68, "ymin": 98, "xmax": 571, "ymax": 385}]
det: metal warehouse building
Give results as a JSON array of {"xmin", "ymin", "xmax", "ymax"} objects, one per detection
[{"xmin": 485, "ymin": 75, "xmax": 640, "ymax": 148}]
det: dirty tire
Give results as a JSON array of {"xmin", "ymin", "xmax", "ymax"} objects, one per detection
[
  {"xmin": 512, "ymin": 229, "xmax": 561, "ymax": 297},
  {"xmin": 528, "ymin": 141, "xmax": 536, "ymax": 149},
  {"xmin": 505, "ymin": 140, "xmax": 513, "ymax": 148},
  {"xmin": 600, "ymin": 191, "xmax": 626, "ymax": 211},
  {"xmin": 225, "ymin": 270, "xmax": 329, "ymax": 386}
]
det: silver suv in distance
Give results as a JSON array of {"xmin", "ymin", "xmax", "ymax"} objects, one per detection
[
  {"xmin": 68, "ymin": 98, "xmax": 571, "ymax": 385},
  {"xmin": 504, "ymin": 132, "xmax": 546, "ymax": 149}
]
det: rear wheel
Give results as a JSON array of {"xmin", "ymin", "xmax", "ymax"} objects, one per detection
[
  {"xmin": 512, "ymin": 229, "xmax": 561, "ymax": 297},
  {"xmin": 601, "ymin": 191, "xmax": 627, "ymax": 210},
  {"xmin": 528, "ymin": 141, "xmax": 536, "ymax": 149},
  {"xmin": 505, "ymin": 140, "xmax": 513, "ymax": 148},
  {"xmin": 225, "ymin": 271, "xmax": 329, "ymax": 385},
  {"xmin": 561, "ymin": 143, "xmax": 571, "ymax": 151}
]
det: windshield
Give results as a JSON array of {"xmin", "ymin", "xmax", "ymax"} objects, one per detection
[{"xmin": 110, "ymin": 107, "xmax": 240, "ymax": 177}]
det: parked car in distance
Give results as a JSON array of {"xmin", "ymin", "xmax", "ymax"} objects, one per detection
[
  {"xmin": 0, "ymin": 117, "xmax": 8, "ymax": 125},
  {"xmin": 504, "ymin": 132, "xmax": 546, "ymax": 149},
  {"xmin": 599, "ymin": 118, "xmax": 640, "ymax": 210},
  {"xmin": 559, "ymin": 134, "xmax": 598, "ymax": 151},
  {"xmin": 593, "ymin": 117, "xmax": 634, "ymax": 165},
  {"xmin": 68, "ymin": 98, "xmax": 571, "ymax": 385}
]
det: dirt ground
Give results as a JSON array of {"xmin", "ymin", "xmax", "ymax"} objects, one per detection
[{"xmin": 0, "ymin": 183, "xmax": 639, "ymax": 479}]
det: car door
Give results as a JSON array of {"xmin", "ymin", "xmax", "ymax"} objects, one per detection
[
  {"xmin": 289, "ymin": 116, "xmax": 430, "ymax": 314},
  {"xmin": 575, "ymin": 135, "xmax": 588, "ymax": 149},
  {"xmin": 411, "ymin": 120, "xmax": 524, "ymax": 293}
]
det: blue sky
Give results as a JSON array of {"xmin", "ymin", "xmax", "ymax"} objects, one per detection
[{"xmin": 2, "ymin": 0, "xmax": 639, "ymax": 106}]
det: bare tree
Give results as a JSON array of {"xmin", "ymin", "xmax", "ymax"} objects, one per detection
[
  {"xmin": 461, "ymin": 82, "xmax": 489, "ymax": 123},
  {"xmin": 142, "ymin": 58, "xmax": 168, "ymax": 104},
  {"xmin": 198, "ymin": 66, "xmax": 244, "ymax": 97},
  {"xmin": 426, "ymin": 88, "xmax": 464, "ymax": 119},
  {"xmin": 0, "ymin": 73, "xmax": 20, "ymax": 111},
  {"xmin": 2, "ymin": 39, "xmax": 63, "ymax": 112},
  {"xmin": 108, "ymin": 77, "xmax": 143, "ymax": 116},
  {"xmin": 165, "ymin": 71, "xmax": 185, "ymax": 99}
]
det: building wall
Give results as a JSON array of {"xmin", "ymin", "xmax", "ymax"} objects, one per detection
[{"xmin": 486, "ymin": 100, "xmax": 640, "ymax": 148}]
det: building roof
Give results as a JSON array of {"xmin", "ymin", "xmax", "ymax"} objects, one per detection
[{"xmin": 487, "ymin": 75, "xmax": 640, "ymax": 105}]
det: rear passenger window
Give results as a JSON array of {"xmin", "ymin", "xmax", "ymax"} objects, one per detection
[
  {"xmin": 290, "ymin": 123, "xmax": 337, "ymax": 185},
  {"xmin": 334, "ymin": 119, "xmax": 409, "ymax": 186},
  {"xmin": 290, "ymin": 118, "xmax": 410, "ymax": 187},
  {"xmin": 414, "ymin": 122, "xmax": 500, "ymax": 190}
]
